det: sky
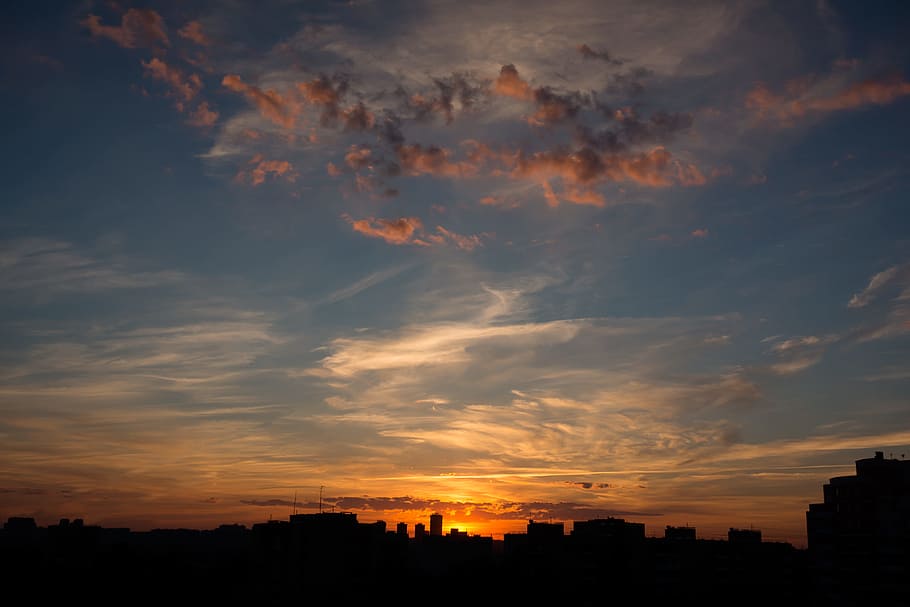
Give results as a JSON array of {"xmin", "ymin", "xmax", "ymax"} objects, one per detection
[{"xmin": 2, "ymin": 0, "xmax": 909, "ymax": 546}]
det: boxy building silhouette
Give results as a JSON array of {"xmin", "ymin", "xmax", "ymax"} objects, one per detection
[{"xmin": 806, "ymin": 450, "xmax": 910, "ymax": 605}]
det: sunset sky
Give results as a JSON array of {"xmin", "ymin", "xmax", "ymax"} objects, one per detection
[{"xmin": 2, "ymin": 0, "xmax": 910, "ymax": 546}]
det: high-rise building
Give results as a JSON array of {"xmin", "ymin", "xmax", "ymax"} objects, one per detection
[
  {"xmin": 396, "ymin": 522, "xmax": 408, "ymax": 537},
  {"xmin": 806, "ymin": 451, "xmax": 910, "ymax": 605},
  {"xmin": 414, "ymin": 522, "xmax": 426, "ymax": 538},
  {"xmin": 429, "ymin": 513, "xmax": 443, "ymax": 537}
]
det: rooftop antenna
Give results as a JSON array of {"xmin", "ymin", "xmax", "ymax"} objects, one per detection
[
  {"xmin": 293, "ymin": 490, "xmax": 297, "ymax": 516},
  {"xmin": 319, "ymin": 485, "xmax": 324, "ymax": 514}
]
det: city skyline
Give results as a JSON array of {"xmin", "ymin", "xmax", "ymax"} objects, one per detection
[{"xmin": 2, "ymin": 1, "xmax": 910, "ymax": 548}]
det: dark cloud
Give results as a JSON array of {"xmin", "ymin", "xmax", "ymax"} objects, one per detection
[
  {"xmin": 569, "ymin": 481, "xmax": 611, "ymax": 489},
  {"xmin": 575, "ymin": 109, "xmax": 694, "ymax": 152},
  {"xmin": 398, "ymin": 73, "xmax": 487, "ymax": 124},
  {"xmin": 298, "ymin": 73, "xmax": 350, "ymax": 126},
  {"xmin": 342, "ymin": 101, "xmax": 375, "ymax": 131},
  {"xmin": 241, "ymin": 499, "xmax": 296, "ymax": 507},
  {"xmin": 376, "ymin": 111, "xmax": 405, "ymax": 145},
  {"xmin": 607, "ymin": 67, "xmax": 653, "ymax": 96},
  {"xmin": 577, "ymin": 44, "xmax": 622, "ymax": 65},
  {"xmin": 530, "ymin": 87, "xmax": 589, "ymax": 125},
  {"xmin": 0, "ymin": 487, "xmax": 47, "ymax": 495}
]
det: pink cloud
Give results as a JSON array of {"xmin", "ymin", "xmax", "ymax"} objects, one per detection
[
  {"xmin": 396, "ymin": 144, "xmax": 474, "ymax": 178},
  {"xmin": 236, "ymin": 154, "xmax": 298, "ymax": 186},
  {"xmin": 297, "ymin": 75, "xmax": 343, "ymax": 106},
  {"xmin": 691, "ymin": 228, "xmax": 709, "ymax": 238},
  {"xmin": 187, "ymin": 101, "xmax": 218, "ymax": 127},
  {"xmin": 345, "ymin": 215, "xmax": 424, "ymax": 245},
  {"xmin": 141, "ymin": 58, "xmax": 202, "ymax": 109},
  {"xmin": 178, "ymin": 21, "xmax": 210, "ymax": 46},
  {"xmin": 344, "ymin": 145, "xmax": 373, "ymax": 170},
  {"xmin": 81, "ymin": 8, "xmax": 169, "ymax": 49},
  {"xmin": 222, "ymin": 75, "xmax": 297, "ymax": 128},
  {"xmin": 746, "ymin": 74, "xmax": 910, "ymax": 124},
  {"xmin": 493, "ymin": 64, "xmax": 533, "ymax": 100},
  {"xmin": 428, "ymin": 226, "xmax": 486, "ymax": 251}
]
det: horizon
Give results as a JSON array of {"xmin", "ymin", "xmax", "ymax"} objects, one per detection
[
  {"xmin": 2, "ymin": 1, "xmax": 910, "ymax": 554},
  {"xmin": 3, "ymin": 504, "xmax": 793, "ymax": 545}
]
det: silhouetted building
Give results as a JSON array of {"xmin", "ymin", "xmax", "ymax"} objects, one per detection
[
  {"xmin": 572, "ymin": 517, "xmax": 645, "ymax": 543},
  {"xmin": 396, "ymin": 522, "xmax": 408, "ymax": 537},
  {"xmin": 806, "ymin": 450, "xmax": 910, "ymax": 605},
  {"xmin": 665, "ymin": 525, "xmax": 696, "ymax": 540},
  {"xmin": 3, "ymin": 517, "xmax": 37, "ymax": 533},
  {"xmin": 527, "ymin": 519, "xmax": 564, "ymax": 540},
  {"xmin": 728, "ymin": 527, "xmax": 761, "ymax": 544},
  {"xmin": 429, "ymin": 513, "xmax": 442, "ymax": 537},
  {"xmin": 414, "ymin": 522, "xmax": 426, "ymax": 538}
]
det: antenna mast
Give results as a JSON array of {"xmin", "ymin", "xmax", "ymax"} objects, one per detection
[
  {"xmin": 293, "ymin": 490, "xmax": 297, "ymax": 516},
  {"xmin": 319, "ymin": 485, "xmax": 324, "ymax": 514}
]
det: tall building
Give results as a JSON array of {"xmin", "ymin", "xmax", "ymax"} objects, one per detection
[
  {"xmin": 396, "ymin": 522, "xmax": 408, "ymax": 537},
  {"xmin": 806, "ymin": 451, "xmax": 910, "ymax": 605},
  {"xmin": 429, "ymin": 513, "xmax": 443, "ymax": 537},
  {"xmin": 414, "ymin": 522, "xmax": 426, "ymax": 538}
]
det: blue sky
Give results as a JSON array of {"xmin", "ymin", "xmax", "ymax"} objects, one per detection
[{"xmin": 1, "ymin": 0, "xmax": 909, "ymax": 544}]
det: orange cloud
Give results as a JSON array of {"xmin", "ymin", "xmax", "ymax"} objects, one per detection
[
  {"xmin": 222, "ymin": 75, "xmax": 296, "ymax": 128},
  {"xmin": 187, "ymin": 101, "xmax": 218, "ymax": 127},
  {"xmin": 81, "ymin": 8, "xmax": 170, "ymax": 49},
  {"xmin": 298, "ymin": 76, "xmax": 342, "ymax": 105},
  {"xmin": 397, "ymin": 144, "xmax": 475, "ymax": 178},
  {"xmin": 510, "ymin": 146, "xmax": 704, "ymax": 197},
  {"xmin": 607, "ymin": 147, "xmax": 673, "ymax": 186},
  {"xmin": 747, "ymin": 75, "xmax": 910, "ymax": 124},
  {"xmin": 807, "ymin": 76, "xmax": 910, "ymax": 111},
  {"xmin": 345, "ymin": 215, "xmax": 425, "ymax": 245},
  {"xmin": 429, "ymin": 226, "xmax": 485, "ymax": 251},
  {"xmin": 141, "ymin": 58, "xmax": 202, "ymax": 109},
  {"xmin": 236, "ymin": 154, "xmax": 298, "ymax": 186},
  {"xmin": 345, "ymin": 145, "xmax": 373, "ymax": 170},
  {"xmin": 541, "ymin": 181, "xmax": 560, "ymax": 207},
  {"xmin": 513, "ymin": 147, "xmax": 605, "ymax": 185},
  {"xmin": 691, "ymin": 228, "xmax": 709, "ymax": 238},
  {"xmin": 494, "ymin": 64, "xmax": 533, "ymax": 100},
  {"xmin": 178, "ymin": 21, "xmax": 210, "ymax": 46},
  {"xmin": 562, "ymin": 186, "xmax": 606, "ymax": 206}
]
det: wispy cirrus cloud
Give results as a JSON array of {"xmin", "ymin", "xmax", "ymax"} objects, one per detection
[
  {"xmin": 746, "ymin": 72, "xmax": 910, "ymax": 125},
  {"xmin": 845, "ymin": 262, "xmax": 910, "ymax": 343},
  {"xmin": 0, "ymin": 238, "xmax": 183, "ymax": 295},
  {"xmin": 847, "ymin": 263, "xmax": 909, "ymax": 309}
]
